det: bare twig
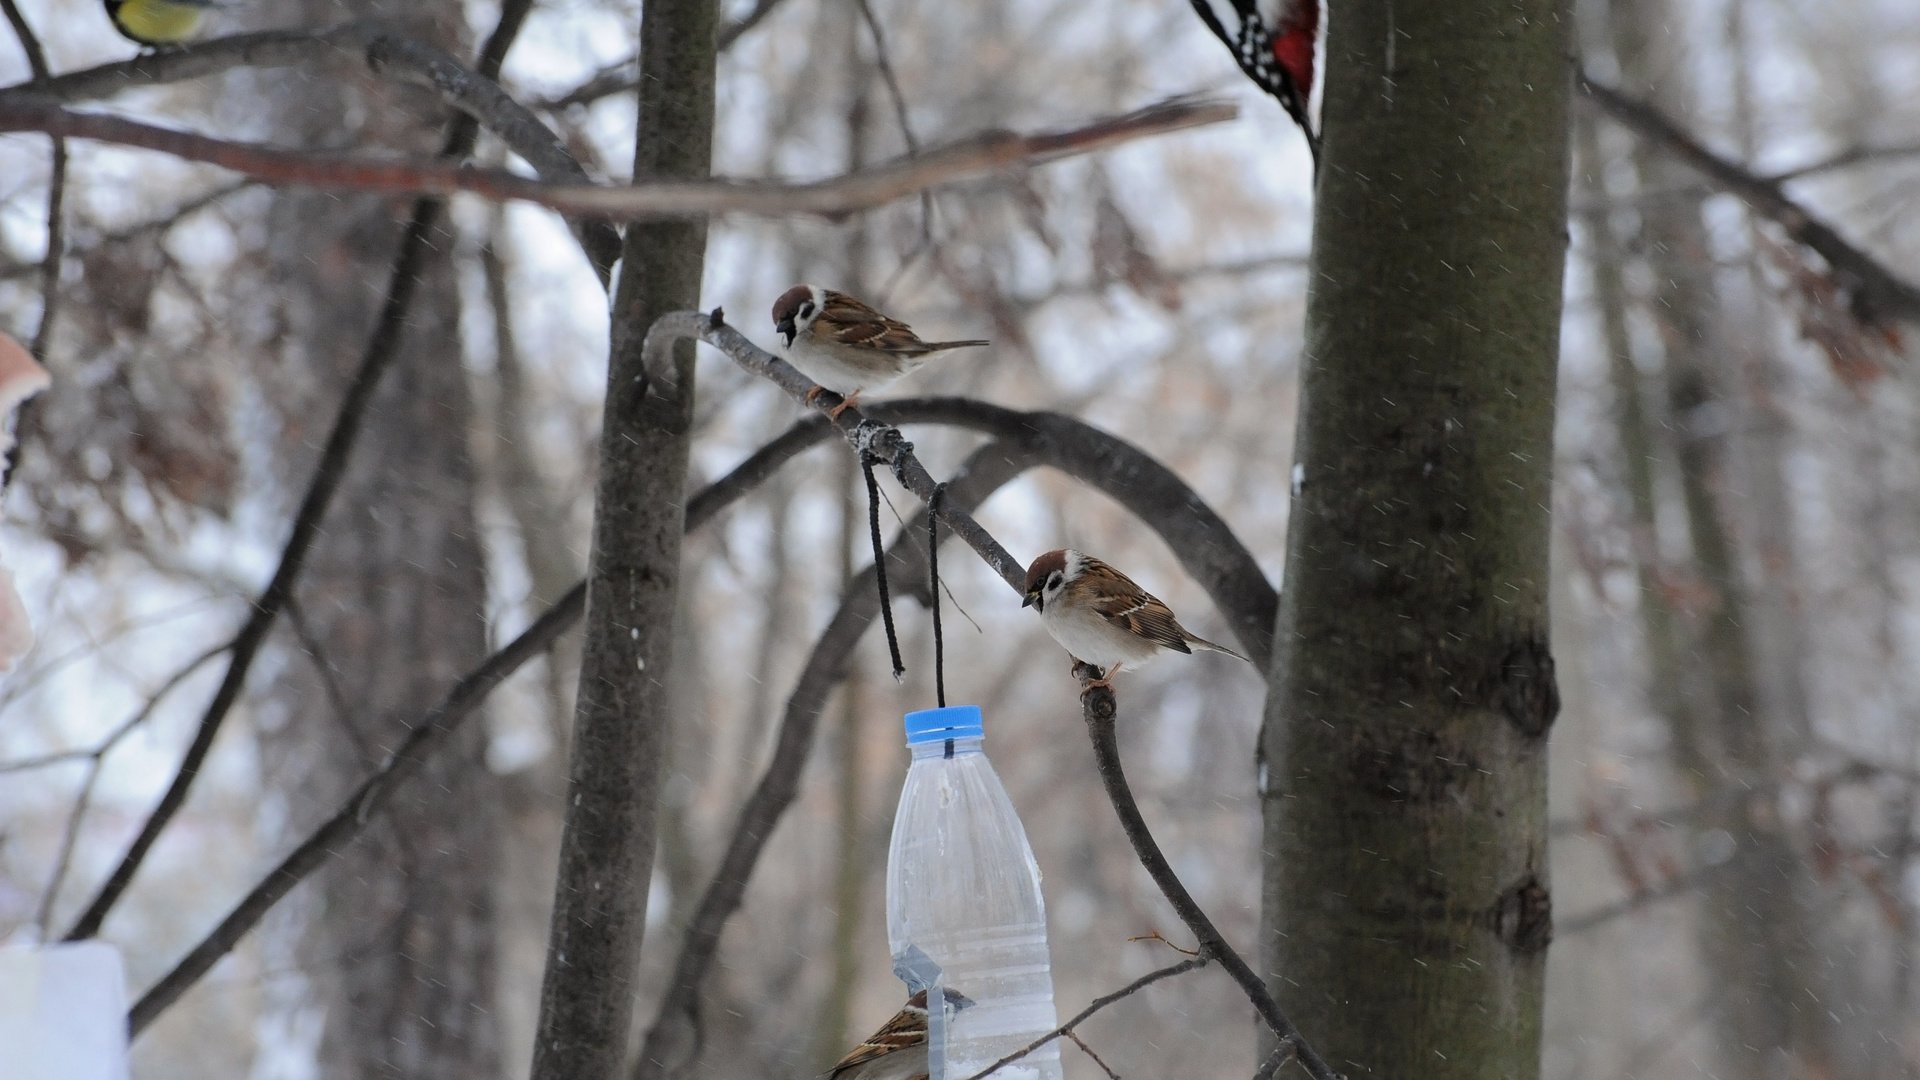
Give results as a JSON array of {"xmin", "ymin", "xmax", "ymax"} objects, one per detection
[
  {"xmin": 62, "ymin": 0, "xmax": 543, "ymax": 945},
  {"xmin": 0, "ymin": 96, "xmax": 1235, "ymax": 226},
  {"xmin": 1127, "ymin": 930, "xmax": 1201, "ymax": 957},
  {"xmin": 1075, "ymin": 672, "xmax": 1338, "ymax": 1080},
  {"xmin": 539, "ymin": 0, "xmax": 796, "ymax": 109},
  {"xmin": 1065, "ymin": 1031, "xmax": 1122, "ymax": 1079},
  {"xmin": 23, "ymin": 642, "xmax": 226, "ymax": 935},
  {"xmin": 963, "ymin": 956, "xmax": 1208, "ymax": 1080},
  {"xmin": 852, "ymin": 0, "xmax": 934, "ymax": 252},
  {"xmin": 1579, "ymin": 73, "xmax": 1920, "ymax": 322},
  {"xmin": 0, "ymin": 181, "xmax": 252, "ymax": 282}
]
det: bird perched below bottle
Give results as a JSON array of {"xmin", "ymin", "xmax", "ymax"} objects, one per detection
[
  {"xmin": 103, "ymin": 0, "xmax": 226, "ymax": 48},
  {"xmin": 770, "ymin": 285, "xmax": 988, "ymax": 419},
  {"xmin": 1023, "ymin": 548, "xmax": 1249, "ymax": 688},
  {"xmin": 826, "ymin": 987, "xmax": 974, "ymax": 1080}
]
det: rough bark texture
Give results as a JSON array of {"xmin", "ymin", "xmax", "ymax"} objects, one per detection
[
  {"xmin": 1258, "ymin": 2, "xmax": 1570, "ymax": 1076},
  {"xmin": 250, "ymin": 5, "xmax": 500, "ymax": 1077},
  {"xmin": 529, "ymin": 0, "xmax": 718, "ymax": 1075}
]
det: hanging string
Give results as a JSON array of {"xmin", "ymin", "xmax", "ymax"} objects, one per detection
[
  {"xmin": 861, "ymin": 453, "xmax": 906, "ymax": 680},
  {"xmin": 928, "ymin": 483, "xmax": 947, "ymax": 708}
]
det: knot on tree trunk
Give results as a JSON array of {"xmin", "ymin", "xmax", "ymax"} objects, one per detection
[
  {"xmin": 1490, "ymin": 873, "xmax": 1553, "ymax": 955},
  {"xmin": 1486, "ymin": 633, "xmax": 1559, "ymax": 738}
]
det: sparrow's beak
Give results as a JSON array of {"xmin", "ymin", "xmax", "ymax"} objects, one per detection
[
  {"xmin": 775, "ymin": 317, "xmax": 795, "ymax": 347},
  {"xmin": 1021, "ymin": 592, "xmax": 1037, "ymax": 609}
]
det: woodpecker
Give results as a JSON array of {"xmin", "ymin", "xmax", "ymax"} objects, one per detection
[{"xmin": 1190, "ymin": 0, "xmax": 1321, "ymax": 168}]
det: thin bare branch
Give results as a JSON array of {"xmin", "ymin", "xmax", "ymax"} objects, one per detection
[
  {"xmin": 0, "ymin": 96, "xmax": 1236, "ymax": 225},
  {"xmin": 0, "ymin": 182, "xmax": 251, "ymax": 282},
  {"xmin": 539, "ymin": 0, "xmax": 796, "ymax": 110},
  {"xmin": 1579, "ymin": 73, "xmax": 1920, "ymax": 322},
  {"xmin": 1065, "ymin": 1031, "xmax": 1122, "ymax": 1080},
  {"xmin": 1075, "ymin": 672, "xmax": 1338, "ymax": 1080},
  {"xmin": 20, "ymin": 642, "xmax": 227, "ymax": 935},
  {"xmin": 964, "ymin": 956, "xmax": 1209, "ymax": 1080}
]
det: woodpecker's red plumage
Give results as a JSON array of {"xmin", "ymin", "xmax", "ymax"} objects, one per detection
[{"xmin": 1266, "ymin": 0, "xmax": 1318, "ymax": 101}]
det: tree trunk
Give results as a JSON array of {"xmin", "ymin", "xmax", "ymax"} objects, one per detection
[
  {"xmin": 1258, "ymin": 2, "xmax": 1570, "ymax": 1075},
  {"xmin": 529, "ymin": 0, "xmax": 718, "ymax": 1075},
  {"xmin": 249, "ymin": 6, "xmax": 500, "ymax": 1077}
]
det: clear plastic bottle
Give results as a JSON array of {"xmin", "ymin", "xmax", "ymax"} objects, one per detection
[{"xmin": 886, "ymin": 705, "xmax": 1063, "ymax": 1080}]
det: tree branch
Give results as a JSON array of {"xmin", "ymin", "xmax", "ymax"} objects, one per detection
[
  {"xmin": 963, "ymin": 956, "xmax": 1209, "ymax": 1080},
  {"xmin": 1077, "ymin": 673, "xmax": 1338, "ymax": 1080},
  {"xmin": 61, "ymin": 0, "xmax": 542, "ymax": 945},
  {"xmin": 0, "ymin": 96, "xmax": 1234, "ymax": 226},
  {"xmin": 1579, "ymin": 73, "xmax": 1920, "ymax": 322},
  {"xmin": 0, "ymin": 20, "xmax": 619, "ymax": 278}
]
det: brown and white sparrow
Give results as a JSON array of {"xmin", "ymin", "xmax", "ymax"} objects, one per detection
[
  {"xmin": 826, "ymin": 987, "xmax": 973, "ymax": 1080},
  {"xmin": 1023, "ymin": 548, "xmax": 1249, "ymax": 686},
  {"xmin": 771, "ymin": 285, "xmax": 988, "ymax": 418}
]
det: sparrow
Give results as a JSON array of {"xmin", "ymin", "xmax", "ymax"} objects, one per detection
[
  {"xmin": 1023, "ymin": 548, "xmax": 1249, "ymax": 687},
  {"xmin": 770, "ymin": 285, "xmax": 988, "ymax": 418},
  {"xmin": 826, "ymin": 987, "xmax": 973, "ymax": 1080}
]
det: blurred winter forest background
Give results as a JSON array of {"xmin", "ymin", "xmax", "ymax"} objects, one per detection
[{"xmin": 0, "ymin": 0, "xmax": 1917, "ymax": 1077}]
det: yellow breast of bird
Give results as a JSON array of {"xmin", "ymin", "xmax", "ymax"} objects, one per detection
[{"xmin": 116, "ymin": 1, "xmax": 207, "ymax": 44}]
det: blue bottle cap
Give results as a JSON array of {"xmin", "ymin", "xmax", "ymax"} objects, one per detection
[{"xmin": 903, "ymin": 704, "xmax": 984, "ymax": 745}]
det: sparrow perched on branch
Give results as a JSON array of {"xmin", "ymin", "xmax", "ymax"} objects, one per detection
[
  {"xmin": 826, "ymin": 987, "xmax": 974, "ymax": 1080},
  {"xmin": 1023, "ymin": 548, "xmax": 1249, "ymax": 687},
  {"xmin": 771, "ymin": 285, "xmax": 988, "ymax": 418}
]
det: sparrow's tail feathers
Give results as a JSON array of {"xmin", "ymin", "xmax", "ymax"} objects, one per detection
[
  {"xmin": 924, "ymin": 339, "xmax": 990, "ymax": 352},
  {"xmin": 1188, "ymin": 635, "xmax": 1250, "ymax": 664}
]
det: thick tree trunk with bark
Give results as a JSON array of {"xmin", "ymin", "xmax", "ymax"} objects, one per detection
[
  {"xmin": 530, "ymin": 1, "xmax": 718, "ymax": 1077},
  {"xmin": 1258, "ymin": 2, "xmax": 1570, "ymax": 1075},
  {"xmin": 250, "ymin": 5, "xmax": 500, "ymax": 1077}
]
